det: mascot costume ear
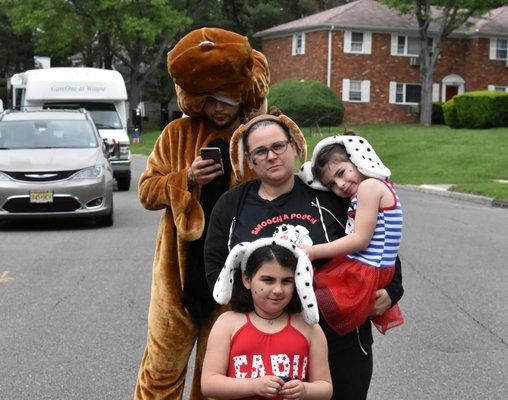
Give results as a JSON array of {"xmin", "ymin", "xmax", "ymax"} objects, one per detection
[
  {"xmin": 298, "ymin": 134, "xmax": 391, "ymax": 191},
  {"xmin": 229, "ymin": 113, "xmax": 308, "ymax": 182},
  {"xmin": 167, "ymin": 27, "xmax": 270, "ymax": 118},
  {"xmin": 213, "ymin": 238, "xmax": 320, "ymax": 325}
]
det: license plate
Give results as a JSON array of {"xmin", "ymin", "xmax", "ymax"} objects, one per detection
[{"xmin": 30, "ymin": 191, "xmax": 54, "ymax": 203}]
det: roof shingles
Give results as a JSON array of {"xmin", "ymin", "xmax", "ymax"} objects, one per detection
[{"xmin": 255, "ymin": 0, "xmax": 508, "ymax": 38}]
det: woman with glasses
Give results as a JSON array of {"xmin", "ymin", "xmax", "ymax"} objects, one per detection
[{"xmin": 204, "ymin": 112, "xmax": 403, "ymax": 400}]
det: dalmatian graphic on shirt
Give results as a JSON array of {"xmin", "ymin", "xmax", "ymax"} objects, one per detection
[
  {"xmin": 272, "ymin": 224, "xmax": 313, "ymax": 246},
  {"xmin": 345, "ymin": 216, "xmax": 355, "ymax": 235}
]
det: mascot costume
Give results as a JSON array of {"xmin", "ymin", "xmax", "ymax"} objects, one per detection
[{"xmin": 135, "ymin": 27, "xmax": 269, "ymax": 400}]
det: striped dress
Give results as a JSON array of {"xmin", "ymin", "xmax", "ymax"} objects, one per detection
[
  {"xmin": 346, "ymin": 180, "xmax": 403, "ymax": 268},
  {"xmin": 314, "ymin": 179, "xmax": 404, "ymax": 335}
]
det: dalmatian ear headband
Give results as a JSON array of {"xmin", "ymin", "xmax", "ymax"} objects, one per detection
[
  {"xmin": 213, "ymin": 237, "xmax": 319, "ymax": 325},
  {"xmin": 298, "ymin": 134, "xmax": 391, "ymax": 191}
]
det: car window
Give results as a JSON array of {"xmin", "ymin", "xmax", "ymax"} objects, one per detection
[
  {"xmin": 0, "ymin": 119, "xmax": 98, "ymax": 149},
  {"xmin": 44, "ymin": 102, "xmax": 122, "ymax": 129}
]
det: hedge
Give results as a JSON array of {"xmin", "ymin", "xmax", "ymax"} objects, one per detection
[
  {"xmin": 268, "ymin": 79, "xmax": 344, "ymax": 126},
  {"xmin": 443, "ymin": 90, "xmax": 508, "ymax": 129}
]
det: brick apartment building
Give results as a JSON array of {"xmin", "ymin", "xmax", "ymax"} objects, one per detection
[{"xmin": 255, "ymin": 0, "xmax": 508, "ymax": 124}]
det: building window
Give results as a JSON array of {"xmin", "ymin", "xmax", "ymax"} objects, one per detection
[
  {"xmin": 389, "ymin": 82, "xmax": 421, "ymax": 104},
  {"xmin": 397, "ymin": 36, "xmax": 406, "ymax": 54},
  {"xmin": 342, "ymin": 79, "xmax": 370, "ymax": 102},
  {"xmin": 392, "ymin": 35, "xmax": 432, "ymax": 56},
  {"xmin": 351, "ymin": 32, "xmax": 364, "ymax": 52},
  {"xmin": 488, "ymin": 84, "xmax": 508, "ymax": 92},
  {"xmin": 344, "ymin": 31, "xmax": 371, "ymax": 54},
  {"xmin": 292, "ymin": 32, "xmax": 306, "ymax": 55},
  {"xmin": 496, "ymin": 40, "xmax": 507, "ymax": 59},
  {"xmin": 489, "ymin": 38, "xmax": 507, "ymax": 60},
  {"xmin": 349, "ymin": 80, "xmax": 362, "ymax": 101}
]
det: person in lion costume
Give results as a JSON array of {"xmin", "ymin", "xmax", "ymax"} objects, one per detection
[{"xmin": 134, "ymin": 27, "xmax": 269, "ymax": 400}]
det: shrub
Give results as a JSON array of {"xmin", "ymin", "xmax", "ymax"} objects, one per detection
[
  {"xmin": 444, "ymin": 90, "xmax": 508, "ymax": 129},
  {"xmin": 268, "ymin": 79, "xmax": 344, "ymax": 126},
  {"xmin": 432, "ymin": 102, "xmax": 444, "ymax": 125},
  {"xmin": 442, "ymin": 99, "xmax": 460, "ymax": 128},
  {"xmin": 454, "ymin": 90, "xmax": 508, "ymax": 128}
]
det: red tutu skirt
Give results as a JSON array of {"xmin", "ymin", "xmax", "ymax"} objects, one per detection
[{"xmin": 314, "ymin": 256, "xmax": 404, "ymax": 335}]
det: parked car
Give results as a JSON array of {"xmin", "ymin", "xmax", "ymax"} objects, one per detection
[{"xmin": 0, "ymin": 109, "xmax": 114, "ymax": 226}]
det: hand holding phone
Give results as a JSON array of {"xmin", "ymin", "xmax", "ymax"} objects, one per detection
[{"xmin": 200, "ymin": 147, "xmax": 224, "ymax": 174}]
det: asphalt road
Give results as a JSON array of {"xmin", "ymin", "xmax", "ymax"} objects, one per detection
[{"xmin": 1, "ymin": 155, "xmax": 506, "ymax": 399}]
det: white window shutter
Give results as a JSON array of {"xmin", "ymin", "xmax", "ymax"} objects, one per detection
[
  {"xmin": 364, "ymin": 32, "xmax": 372, "ymax": 54},
  {"xmin": 489, "ymin": 38, "xmax": 496, "ymax": 60},
  {"xmin": 292, "ymin": 34, "xmax": 296, "ymax": 56},
  {"xmin": 361, "ymin": 80, "xmax": 370, "ymax": 102},
  {"xmin": 390, "ymin": 34, "xmax": 398, "ymax": 55},
  {"xmin": 432, "ymin": 83, "xmax": 440, "ymax": 102},
  {"xmin": 342, "ymin": 79, "xmax": 350, "ymax": 101},
  {"xmin": 389, "ymin": 81, "xmax": 397, "ymax": 104},
  {"xmin": 301, "ymin": 32, "xmax": 306, "ymax": 55},
  {"xmin": 344, "ymin": 30, "xmax": 352, "ymax": 53}
]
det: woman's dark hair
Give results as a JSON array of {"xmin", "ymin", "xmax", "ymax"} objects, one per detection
[
  {"xmin": 229, "ymin": 244, "xmax": 302, "ymax": 314},
  {"xmin": 241, "ymin": 119, "xmax": 292, "ymax": 152},
  {"xmin": 311, "ymin": 130, "xmax": 357, "ymax": 182}
]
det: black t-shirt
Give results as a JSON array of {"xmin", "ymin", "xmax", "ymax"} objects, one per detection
[
  {"xmin": 232, "ymin": 178, "xmax": 346, "ymax": 246},
  {"xmin": 204, "ymin": 176, "xmax": 375, "ymax": 349}
]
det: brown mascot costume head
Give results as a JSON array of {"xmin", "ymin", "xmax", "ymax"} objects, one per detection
[{"xmin": 167, "ymin": 27, "xmax": 270, "ymax": 118}]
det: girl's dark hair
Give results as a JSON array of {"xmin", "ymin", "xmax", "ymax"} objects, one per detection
[
  {"xmin": 311, "ymin": 131, "xmax": 357, "ymax": 182},
  {"xmin": 230, "ymin": 244, "xmax": 302, "ymax": 314},
  {"xmin": 311, "ymin": 143, "xmax": 349, "ymax": 182}
]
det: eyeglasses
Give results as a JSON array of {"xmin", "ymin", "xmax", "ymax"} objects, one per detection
[{"xmin": 249, "ymin": 139, "xmax": 292, "ymax": 162}]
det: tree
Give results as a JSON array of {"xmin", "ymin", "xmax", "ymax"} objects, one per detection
[
  {"xmin": 380, "ymin": 0, "xmax": 503, "ymax": 126},
  {"xmin": 1, "ymin": 0, "xmax": 190, "ymax": 118},
  {"xmin": 1, "ymin": 0, "xmax": 350, "ymax": 114},
  {"xmin": 106, "ymin": 1, "xmax": 190, "ymax": 114},
  {"xmin": 0, "ymin": 10, "xmax": 34, "ymax": 106}
]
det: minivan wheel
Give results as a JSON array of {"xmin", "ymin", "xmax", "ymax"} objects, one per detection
[{"xmin": 116, "ymin": 172, "xmax": 131, "ymax": 191}]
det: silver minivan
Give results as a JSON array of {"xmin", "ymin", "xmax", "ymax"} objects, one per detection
[{"xmin": 0, "ymin": 109, "xmax": 114, "ymax": 226}]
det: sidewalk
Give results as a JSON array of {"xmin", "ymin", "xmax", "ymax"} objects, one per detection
[{"xmin": 398, "ymin": 184, "xmax": 508, "ymax": 209}]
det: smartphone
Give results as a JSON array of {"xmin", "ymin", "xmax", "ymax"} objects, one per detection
[{"xmin": 200, "ymin": 147, "xmax": 224, "ymax": 173}]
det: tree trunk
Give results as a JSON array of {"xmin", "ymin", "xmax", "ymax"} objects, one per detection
[{"xmin": 419, "ymin": 63, "xmax": 434, "ymax": 126}]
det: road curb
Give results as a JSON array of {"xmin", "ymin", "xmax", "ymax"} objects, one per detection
[{"xmin": 398, "ymin": 184, "xmax": 508, "ymax": 209}]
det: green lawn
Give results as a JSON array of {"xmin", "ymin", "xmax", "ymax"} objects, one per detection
[{"xmin": 131, "ymin": 123, "xmax": 508, "ymax": 201}]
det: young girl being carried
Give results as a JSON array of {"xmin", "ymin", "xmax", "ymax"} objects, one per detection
[
  {"xmin": 298, "ymin": 133, "xmax": 404, "ymax": 336},
  {"xmin": 202, "ymin": 238, "xmax": 332, "ymax": 400}
]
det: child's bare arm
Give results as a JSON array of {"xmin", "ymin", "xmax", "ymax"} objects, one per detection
[
  {"xmin": 303, "ymin": 179, "xmax": 383, "ymax": 261},
  {"xmin": 201, "ymin": 313, "xmax": 285, "ymax": 399}
]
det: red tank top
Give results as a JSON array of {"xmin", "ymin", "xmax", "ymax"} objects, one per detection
[{"xmin": 227, "ymin": 314, "xmax": 310, "ymax": 400}]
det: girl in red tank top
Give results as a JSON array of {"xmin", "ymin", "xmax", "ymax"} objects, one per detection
[{"xmin": 202, "ymin": 238, "xmax": 332, "ymax": 399}]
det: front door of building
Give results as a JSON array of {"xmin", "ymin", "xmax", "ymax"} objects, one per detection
[{"xmin": 445, "ymin": 86, "xmax": 459, "ymax": 101}]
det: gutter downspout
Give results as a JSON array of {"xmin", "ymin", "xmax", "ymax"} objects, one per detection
[{"xmin": 327, "ymin": 26, "xmax": 335, "ymax": 87}]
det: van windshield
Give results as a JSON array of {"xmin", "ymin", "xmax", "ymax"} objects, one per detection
[
  {"xmin": 0, "ymin": 120, "xmax": 98, "ymax": 149},
  {"xmin": 44, "ymin": 102, "xmax": 122, "ymax": 129}
]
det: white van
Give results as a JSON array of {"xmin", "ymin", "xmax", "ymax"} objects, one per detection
[{"xmin": 10, "ymin": 68, "xmax": 131, "ymax": 190}]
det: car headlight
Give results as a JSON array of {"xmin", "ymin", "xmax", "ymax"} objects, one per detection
[
  {"xmin": 0, "ymin": 171, "xmax": 13, "ymax": 181},
  {"xmin": 119, "ymin": 144, "xmax": 130, "ymax": 158},
  {"xmin": 71, "ymin": 165, "xmax": 103, "ymax": 179}
]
